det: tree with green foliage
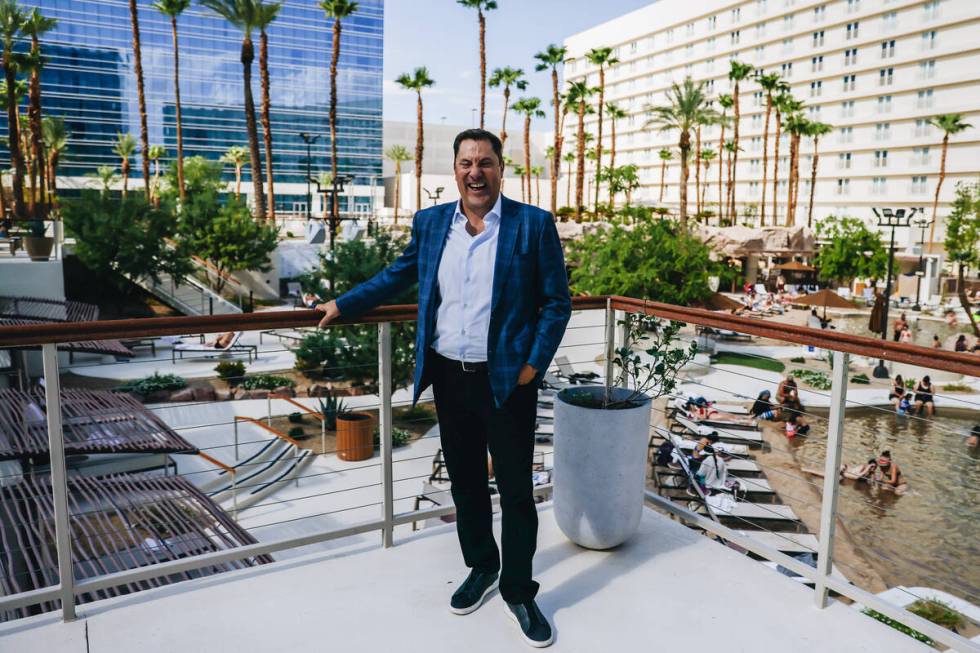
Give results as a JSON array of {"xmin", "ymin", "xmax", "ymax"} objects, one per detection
[
  {"xmin": 62, "ymin": 191, "xmax": 191, "ymax": 294},
  {"xmin": 944, "ymin": 184, "xmax": 980, "ymax": 337},
  {"xmin": 487, "ymin": 66, "xmax": 526, "ymax": 149},
  {"xmin": 814, "ymin": 215, "xmax": 888, "ymax": 288},
  {"xmin": 567, "ymin": 215, "xmax": 720, "ymax": 306}
]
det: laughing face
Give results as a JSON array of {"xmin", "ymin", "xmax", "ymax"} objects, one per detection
[{"xmin": 454, "ymin": 138, "xmax": 503, "ymax": 218}]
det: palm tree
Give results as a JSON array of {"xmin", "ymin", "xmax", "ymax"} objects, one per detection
[
  {"xmin": 756, "ymin": 72, "xmax": 787, "ymax": 227},
  {"xmin": 319, "ymin": 0, "xmax": 358, "ymax": 221},
  {"xmin": 585, "ymin": 46, "xmax": 619, "ymax": 212},
  {"xmin": 201, "ymin": 0, "xmax": 267, "ymax": 219},
  {"xmin": 0, "ymin": 0, "xmax": 27, "ymax": 219},
  {"xmin": 927, "ymin": 113, "xmax": 973, "ymax": 248},
  {"xmin": 804, "ymin": 121, "xmax": 832, "ymax": 228},
  {"xmin": 221, "ymin": 145, "xmax": 249, "ymax": 199},
  {"xmin": 22, "ymin": 8, "xmax": 55, "ymax": 215},
  {"xmin": 771, "ymin": 93, "xmax": 799, "ymax": 224},
  {"xmin": 152, "ymin": 0, "xmax": 190, "ymax": 203},
  {"xmin": 147, "ymin": 144, "xmax": 166, "ymax": 204},
  {"xmin": 487, "ymin": 66, "xmax": 526, "ymax": 148},
  {"xmin": 562, "ymin": 150, "xmax": 575, "ymax": 208},
  {"xmin": 385, "ymin": 144, "xmax": 411, "ymax": 225},
  {"xmin": 127, "ymin": 0, "xmax": 151, "ymax": 197},
  {"xmin": 722, "ymin": 139, "xmax": 740, "ymax": 223},
  {"xmin": 700, "ymin": 148, "xmax": 716, "ymax": 215},
  {"xmin": 657, "ymin": 147, "xmax": 672, "ymax": 203},
  {"xmin": 395, "ymin": 67, "xmax": 435, "ymax": 212},
  {"xmin": 113, "ymin": 132, "xmax": 136, "ymax": 197},
  {"xmin": 92, "ymin": 165, "xmax": 119, "ymax": 197},
  {"xmin": 41, "ymin": 115, "xmax": 68, "ymax": 208},
  {"xmin": 646, "ymin": 78, "xmax": 716, "ymax": 229},
  {"xmin": 716, "ymin": 93, "xmax": 733, "ymax": 217},
  {"xmin": 512, "ymin": 163, "xmax": 527, "ymax": 203},
  {"xmin": 457, "ymin": 0, "xmax": 496, "ymax": 129},
  {"xmin": 565, "ymin": 80, "xmax": 595, "ymax": 221},
  {"xmin": 782, "ymin": 112, "xmax": 809, "ymax": 226},
  {"xmin": 255, "ymin": 1, "xmax": 280, "ymax": 220},
  {"xmin": 605, "ymin": 101, "xmax": 627, "ymax": 172},
  {"xmin": 693, "ymin": 106, "xmax": 710, "ymax": 214},
  {"xmin": 534, "ymin": 44, "xmax": 567, "ymax": 217},
  {"xmin": 531, "ymin": 164, "xmax": 543, "ymax": 206},
  {"xmin": 511, "ymin": 96, "xmax": 544, "ymax": 204},
  {"xmin": 726, "ymin": 60, "xmax": 754, "ymax": 222}
]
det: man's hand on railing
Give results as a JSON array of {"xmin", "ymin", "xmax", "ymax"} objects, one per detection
[{"xmin": 314, "ymin": 300, "xmax": 341, "ymax": 328}]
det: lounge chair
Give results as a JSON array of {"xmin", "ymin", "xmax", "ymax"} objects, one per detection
[
  {"xmin": 553, "ymin": 355, "xmax": 600, "ymax": 384},
  {"xmin": 172, "ymin": 331, "xmax": 257, "ymax": 363},
  {"xmin": 650, "ymin": 426, "xmax": 750, "ymax": 457},
  {"xmin": 671, "ymin": 415, "xmax": 764, "ymax": 446}
]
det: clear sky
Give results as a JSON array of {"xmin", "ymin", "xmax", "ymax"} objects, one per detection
[{"xmin": 383, "ymin": 0, "xmax": 656, "ymax": 129}]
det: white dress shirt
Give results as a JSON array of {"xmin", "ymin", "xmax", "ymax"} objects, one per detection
[{"xmin": 431, "ymin": 194, "xmax": 502, "ymax": 362}]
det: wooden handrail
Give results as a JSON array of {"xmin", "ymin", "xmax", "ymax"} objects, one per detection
[
  {"xmin": 197, "ymin": 451, "xmax": 235, "ymax": 475},
  {"xmin": 234, "ymin": 415, "xmax": 303, "ymax": 447},
  {"xmin": 269, "ymin": 394, "xmax": 324, "ymax": 420}
]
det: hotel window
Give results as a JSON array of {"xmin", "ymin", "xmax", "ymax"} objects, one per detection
[
  {"xmin": 839, "ymin": 128, "xmax": 853, "ymax": 144},
  {"xmin": 810, "ymin": 80, "xmax": 822, "ymax": 97},
  {"xmin": 917, "ymin": 89, "xmax": 934, "ymax": 109},
  {"xmin": 752, "ymin": 114, "xmax": 762, "ymax": 128},
  {"xmin": 879, "ymin": 68, "xmax": 893, "ymax": 86},
  {"xmin": 842, "ymin": 74, "xmax": 856, "ymax": 91},
  {"xmin": 812, "ymin": 30, "xmax": 824, "ymax": 47},
  {"xmin": 686, "ymin": 43, "xmax": 694, "ymax": 57},
  {"xmin": 881, "ymin": 40, "xmax": 895, "ymax": 58},
  {"xmin": 923, "ymin": 1, "xmax": 940, "ymax": 20},
  {"xmin": 731, "ymin": 30, "xmax": 741, "ymax": 45},
  {"xmin": 630, "ymin": 41, "xmax": 638, "ymax": 53},
  {"xmin": 807, "ymin": 105, "xmax": 821, "ymax": 117},
  {"xmin": 837, "ymin": 179, "xmax": 850, "ymax": 195},
  {"xmin": 877, "ymin": 95, "xmax": 892, "ymax": 113},
  {"xmin": 811, "ymin": 55, "xmax": 823, "ymax": 72},
  {"xmin": 846, "ymin": 0, "xmax": 859, "ymax": 13},
  {"xmin": 921, "ymin": 30, "xmax": 936, "ymax": 50},
  {"xmin": 846, "ymin": 22, "xmax": 859, "ymax": 40},
  {"xmin": 706, "ymin": 57, "xmax": 715, "ymax": 72},
  {"xmin": 919, "ymin": 60, "xmax": 936, "ymax": 79},
  {"xmin": 882, "ymin": 11, "xmax": 897, "ymax": 30},
  {"xmin": 844, "ymin": 48, "xmax": 858, "ymax": 66},
  {"xmin": 911, "ymin": 175, "xmax": 928, "ymax": 194},
  {"xmin": 686, "ymin": 22, "xmax": 695, "ymax": 37},
  {"xmin": 707, "ymin": 15, "xmax": 717, "ymax": 30},
  {"xmin": 706, "ymin": 79, "xmax": 715, "ymax": 92},
  {"xmin": 756, "ymin": 0, "xmax": 767, "ymax": 16},
  {"xmin": 914, "ymin": 119, "xmax": 929, "ymax": 137},
  {"xmin": 840, "ymin": 100, "xmax": 855, "ymax": 117},
  {"xmin": 838, "ymin": 152, "xmax": 852, "ymax": 168},
  {"xmin": 782, "ymin": 38, "xmax": 794, "ymax": 53},
  {"xmin": 872, "ymin": 177, "xmax": 887, "ymax": 195},
  {"xmin": 731, "ymin": 7, "xmax": 741, "ymax": 22},
  {"xmin": 685, "ymin": 62, "xmax": 693, "ymax": 75},
  {"xmin": 666, "ymin": 28, "xmax": 674, "ymax": 43},
  {"xmin": 913, "ymin": 146, "xmax": 931, "ymax": 165},
  {"xmin": 813, "ymin": 4, "xmax": 826, "ymax": 22},
  {"xmin": 707, "ymin": 36, "xmax": 716, "ymax": 51},
  {"xmin": 750, "ymin": 159, "xmax": 761, "ymax": 173},
  {"xmin": 783, "ymin": 14, "xmax": 794, "ymax": 30},
  {"xmin": 781, "ymin": 61, "xmax": 793, "ymax": 77},
  {"xmin": 874, "ymin": 150, "xmax": 888, "ymax": 168},
  {"xmin": 875, "ymin": 122, "xmax": 891, "ymax": 141},
  {"xmin": 754, "ymin": 45, "xmax": 765, "ymax": 59},
  {"xmin": 753, "ymin": 90, "xmax": 764, "ymax": 107},
  {"xmin": 756, "ymin": 22, "xmax": 766, "ymax": 38},
  {"xmin": 751, "ymin": 136, "xmax": 762, "ymax": 152}
]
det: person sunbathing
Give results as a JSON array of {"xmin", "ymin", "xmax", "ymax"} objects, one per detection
[
  {"xmin": 840, "ymin": 459, "xmax": 877, "ymax": 482},
  {"xmin": 204, "ymin": 331, "xmax": 237, "ymax": 349},
  {"xmin": 685, "ymin": 397, "xmax": 755, "ymax": 426}
]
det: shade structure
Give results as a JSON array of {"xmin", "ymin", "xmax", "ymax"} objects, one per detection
[
  {"xmin": 775, "ymin": 261, "xmax": 816, "ymax": 272},
  {"xmin": 796, "ymin": 288, "xmax": 857, "ymax": 320},
  {"xmin": 0, "ymin": 296, "xmax": 132, "ymax": 358},
  {"xmin": 694, "ymin": 292, "xmax": 745, "ymax": 312}
]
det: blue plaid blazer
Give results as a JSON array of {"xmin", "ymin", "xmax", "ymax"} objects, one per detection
[{"xmin": 336, "ymin": 195, "xmax": 571, "ymax": 408}]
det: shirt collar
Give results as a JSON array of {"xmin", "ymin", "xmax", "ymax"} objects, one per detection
[{"xmin": 453, "ymin": 193, "xmax": 503, "ymax": 225}]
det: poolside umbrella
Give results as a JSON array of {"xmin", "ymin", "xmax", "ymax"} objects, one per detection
[
  {"xmin": 775, "ymin": 261, "xmax": 815, "ymax": 272},
  {"xmin": 796, "ymin": 288, "xmax": 855, "ymax": 320},
  {"xmin": 695, "ymin": 292, "xmax": 744, "ymax": 312}
]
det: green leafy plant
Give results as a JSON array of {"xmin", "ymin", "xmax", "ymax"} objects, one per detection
[
  {"xmin": 238, "ymin": 374, "xmax": 296, "ymax": 391},
  {"xmin": 907, "ymin": 599, "xmax": 966, "ymax": 630},
  {"xmin": 790, "ymin": 357, "xmax": 806, "ymax": 363},
  {"xmin": 794, "ymin": 369, "xmax": 831, "ymax": 390},
  {"xmin": 373, "ymin": 426, "xmax": 412, "ymax": 448},
  {"xmin": 711, "ymin": 352, "xmax": 784, "ymax": 373},
  {"xmin": 215, "ymin": 360, "xmax": 246, "ymax": 385},
  {"xmin": 116, "ymin": 373, "xmax": 187, "ymax": 395},
  {"xmin": 850, "ymin": 373, "xmax": 870, "ymax": 384},
  {"xmin": 905, "ymin": 377, "xmax": 917, "ymax": 390},
  {"xmin": 862, "ymin": 609, "xmax": 932, "ymax": 645},
  {"xmin": 317, "ymin": 394, "xmax": 348, "ymax": 431},
  {"xmin": 814, "ymin": 216, "xmax": 888, "ymax": 288},
  {"xmin": 397, "ymin": 403, "xmax": 437, "ymax": 424},
  {"xmin": 287, "ymin": 412, "xmax": 304, "ymax": 424},
  {"xmin": 942, "ymin": 382, "xmax": 972, "ymax": 393},
  {"xmin": 287, "ymin": 426, "xmax": 307, "ymax": 440}
]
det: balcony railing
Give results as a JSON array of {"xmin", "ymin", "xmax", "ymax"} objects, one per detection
[{"xmin": 0, "ymin": 296, "xmax": 977, "ymax": 651}]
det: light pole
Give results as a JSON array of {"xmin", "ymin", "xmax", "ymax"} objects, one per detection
[
  {"xmin": 298, "ymin": 132, "xmax": 320, "ymax": 221},
  {"xmin": 871, "ymin": 207, "xmax": 915, "ymax": 378},
  {"xmin": 424, "ymin": 186, "xmax": 444, "ymax": 207},
  {"xmin": 912, "ymin": 214, "xmax": 932, "ymax": 311}
]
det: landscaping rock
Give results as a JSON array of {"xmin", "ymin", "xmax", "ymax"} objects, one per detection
[
  {"xmin": 241, "ymin": 389, "xmax": 269, "ymax": 400},
  {"xmin": 143, "ymin": 390, "xmax": 171, "ymax": 403},
  {"xmin": 273, "ymin": 385, "xmax": 295, "ymax": 397},
  {"xmin": 192, "ymin": 386, "xmax": 217, "ymax": 402},
  {"xmin": 308, "ymin": 384, "xmax": 326, "ymax": 397},
  {"xmin": 216, "ymin": 389, "xmax": 234, "ymax": 401},
  {"xmin": 170, "ymin": 388, "xmax": 195, "ymax": 402}
]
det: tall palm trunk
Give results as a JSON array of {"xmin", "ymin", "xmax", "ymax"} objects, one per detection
[
  {"xmin": 168, "ymin": 15, "xmax": 186, "ymax": 202},
  {"xmin": 518, "ymin": 172, "xmax": 525, "ymax": 203},
  {"xmin": 46, "ymin": 153, "xmax": 57, "ymax": 205},
  {"xmin": 771, "ymin": 109, "xmax": 782, "ymax": 224},
  {"xmin": 259, "ymin": 27, "xmax": 275, "ymax": 220},
  {"xmin": 717, "ymin": 120, "xmax": 726, "ymax": 216},
  {"xmin": 240, "ymin": 36, "xmax": 266, "ymax": 219},
  {"xmin": 129, "ymin": 0, "xmax": 151, "ymax": 197},
  {"xmin": 694, "ymin": 125, "xmax": 702, "ymax": 214},
  {"xmin": 807, "ymin": 135, "xmax": 821, "ymax": 228},
  {"xmin": 608, "ymin": 116, "xmax": 618, "ymax": 210},
  {"xmin": 928, "ymin": 134, "xmax": 950, "ymax": 247},
  {"xmin": 392, "ymin": 159, "xmax": 401, "ymax": 224},
  {"xmin": 414, "ymin": 90, "xmax": 424, "ymax": 212},
  {"xmin": 329, "ymin": 15, "xmax": 342, "ymax": 219},
  {"xmin": 760, "ymin": 95, "xmax": 772, "ymax": 227},
  {"xmin": 792, "ymin": 132, "xmax": 803, "ymax": 222},
  {"xmin": 121, "ymin": 159, "xmax": 130, "ymax": 197},
  {"xmin": 593, "ymin": 68, "xmax": 605, "ymax": 212},
  {"xmin": 566, "ymin": 157, "xmax": 572, "ymax": 208},
  {"xmin": 28, "ymin": 37, "xmax": 44, "ymax": 214},
  {"xmin": 523, "ymin": 112, "xmax": 532, "ymax": 203},
  {"xmin": 477, "ymin": 8, "xmax": 486, "ymax": 129},
  {"xmin": 659, "ymin": 158, "xmax": 667, "ymax": 203},
  {"xmin": 678, "ymin": 131, "xmax": 690, "ymax": 229},
  {"xmin": 234, "ymin": 163, "xmax": 242, "ymax": 199},
  {"xmin": 3, "ymin": 58, "xmax": 25, "ymax": 219},
  {"xmin": 786, "ymin": 131, "xmax": 800, "ymax": 226},
  {"xmin": 500, "ymin": 86, "xmax": 511, "ymax": 147},
  {"xmin": 549, "ymin": 68, "xmax": 560, "ymax": 217},
  {"xmin": 535, "ymin": 171, "xmax": 541, "ymax": 206},
  {"xmin": 959, "ymin": 262, "xmax": 980, "ymax": 337},
  {"xmin": 729, "ymin": 81, "xmax": 741, "ymax": 223},
  {"xmin": 574, "ymin": 102, "xmax": 586, "ymax": 221}
]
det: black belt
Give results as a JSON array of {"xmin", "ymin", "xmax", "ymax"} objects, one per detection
[{"xmin": 432, "ymin": 350, "xmax": 488, "ymax": 373}]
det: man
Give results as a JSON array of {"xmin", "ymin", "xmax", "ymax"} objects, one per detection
[{"xmin": 315, "ymin": 129, "xmax": 571, "ymax": 648}]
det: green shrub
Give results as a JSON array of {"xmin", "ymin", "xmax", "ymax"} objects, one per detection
[
  {"xmin": 288, "ymin": 426, "xmax": 307, "ymax": 439},
  {"xmin": 294, "ymin": 330, "xmax": 346, "ymax": 379},
  {"xmin": 942, "ymin": 383, "xmax": 972, "ymax": 393},
  {"xmin": 287, "ymin": 412, "xmax": 304, "ymax": 424},
  {"xmin": 907, "ymin": 599, "xmax": 966, "ymax": 630},
  {"xmin": 373, "ymin": 426, "xmax": 412, "ymax": 448},
  {"xmin": 905, "ymin": 377, "xmax": 917, "ymax": 390},
  {"xmin": 794, "ymin": 369, "xmax": 832, "ymax": 391},
  {"xmin": 850, "ymin": 373, "xmax": 870, "ymax": 384},
  {"xmin": 317, "ymin": 394, "xmax": 348, "ymax": 430},
  {"xmin": 116, "ymin": 373, "xmax": 187, "ymax": 395},
  {"xmin": 397, "ymin": 403, "xmax": 437, "ymax": 424},
  {"xmin": 790, "ymin": 357, "xmax": 806, "ymax": 364},
  {"xmin": 215, "ymin": 360, "xmax": 246, "ymax": 385},
  {"xmin": 238, "ymin": 374, "xmax": 296, "ymax": 391},
  {"xmin": 862, "ymin": 609, "xmax": 932, "ymax": 645}
]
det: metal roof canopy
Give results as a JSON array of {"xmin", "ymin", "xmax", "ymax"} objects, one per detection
[
  {"xmin": 0, "ymin": 296, "xmax": 132, "ymax": 358},
  {"xmin": 0, "ymin": 473, "xmax": 272, "ymax": 621},
  {"xmin": 0, "ymin": 389, "xmax": 196, "ymax": 460}
]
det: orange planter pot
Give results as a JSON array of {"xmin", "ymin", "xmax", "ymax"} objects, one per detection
[{"xmin": 336, "ymin": 412, "xmax": 374, "ymax": 461}]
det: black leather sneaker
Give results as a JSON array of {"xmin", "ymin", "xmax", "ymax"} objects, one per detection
[
  {"xmin": 449, "ymin": 570, "xmax": 499, "ymax": 615},
  {"xmin": 505, "ymin": 599, "xmax": 554, "ymax": 648}
]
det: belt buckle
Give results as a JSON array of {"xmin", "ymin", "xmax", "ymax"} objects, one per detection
[{"xmin": 460, "ymin": 360, "xmax": 477, "ymax": 373}]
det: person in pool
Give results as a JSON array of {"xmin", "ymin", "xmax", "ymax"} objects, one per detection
[
  {"xmin": 967, "ymin": 424, "xmax": 979, "ymax": 448},
  {"xmin": 897, "ymin": 392, "xmax": 914, "ymax": 416},
  {"xmin": 888, "ymin": 374, "xmax": 905, "ymax": 410},
  {"xmin": 875, "ymin": 451, "xmax": 903, "ymax": 488},
  {"xmin": 913, "ymin": 375, "xmax": 935, "ymax": 417},
  {"xmin": 751, "ymin": 390, "xmax": 780, "ymax": 421}
]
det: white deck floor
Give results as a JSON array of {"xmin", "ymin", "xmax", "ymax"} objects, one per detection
[{"xmin": 0, "ymin": 503, "xmax": 930, "ymax": 653}]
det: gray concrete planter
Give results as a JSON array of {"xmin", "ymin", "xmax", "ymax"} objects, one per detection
[{"xmin": 553, "ymin": 385, "xmax": 652, "ymax": 550}]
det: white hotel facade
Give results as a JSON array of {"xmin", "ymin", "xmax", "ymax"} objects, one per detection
[{"xmin": 562, "ymin": 0, "xmax": 979, "ymax": 240}]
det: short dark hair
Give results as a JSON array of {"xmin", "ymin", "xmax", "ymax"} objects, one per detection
[{"xmin": 453, "ymin": 128, "xmax": 503, "ymax": 164}]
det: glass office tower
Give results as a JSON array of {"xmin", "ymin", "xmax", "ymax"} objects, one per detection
[{"xmin": 8, "ymin": 0, "xmax": 383, "ymax": 214}]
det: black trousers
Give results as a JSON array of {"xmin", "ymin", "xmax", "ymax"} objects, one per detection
[{"xmin": 430, "ymin": 350, "xmax": 539, "ymax": 604}]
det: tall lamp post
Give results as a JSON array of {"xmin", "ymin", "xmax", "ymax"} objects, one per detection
[
  {"xmin": 871, "ymin": 207, "xmax": 916, "ymax": 378},
  {"xmin": 298, "ymin": 132, "xmax": 320, "ymax": 221},
  {"xmin": 911, "ymin": 214, "xmax": 932, "ymax": 311},
  {"xmin": 423, "ymin": 186, "xmax": 444, "ymax": 207}
]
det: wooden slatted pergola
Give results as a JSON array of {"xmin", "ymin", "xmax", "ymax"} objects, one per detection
[
  {"xmin": 0, "ymin": 296, "xmax": 132, "ymax": 358},
  {"xmin": 0, "ymin": 389, "xmax": 196, "ymax": 460},
  {"xmin": 0, "ymin": 473, "xmax": 273, "ymax": 621}
]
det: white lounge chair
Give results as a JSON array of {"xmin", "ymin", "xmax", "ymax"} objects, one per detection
[
  {"xmin": 172, "ymin": 331, "xmax": 257, "ymax": 363},
  {"xmin": 672, "ymin": 415, "xmax": 764, "ymax": 445},
  {"xmin": 553, "ymin": 355, "xmax": 600, "ymax": 384}
]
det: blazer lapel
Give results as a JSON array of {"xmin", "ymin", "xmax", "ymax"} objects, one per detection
[
  {"xmin": 423, "ymin": 203, "xmax": 455, "ymax": 312},
  {"xmin": 490, "ymin": 195, "xmax": 521, "ymax": 315}
]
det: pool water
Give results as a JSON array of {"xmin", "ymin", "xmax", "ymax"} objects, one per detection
[{"xmin": 794, "ymin": 408, "xmax": 980, "ymax": 606}]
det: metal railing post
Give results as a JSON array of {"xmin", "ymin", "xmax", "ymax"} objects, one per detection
[
  {"xmin": 41, "ymin": 344, "xmax": 76, "ymax": 622},
  {"xmin": 233, "ymin": 419, "xmax": 239, "ymax": 460},
  {"xmin": 378, "ymin": 322, "xmax": 394, "ymax": 548},
  {"xmin": 267, "ymin": 396, "xmax": 272, "ymax": 426},
  {"xmin": 814, "ymin": 350, "xmax": 849, "ymax": 608},
  {"xmin": 604, "ymin": 299, "xmax": 616, "ymax": 386}
]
